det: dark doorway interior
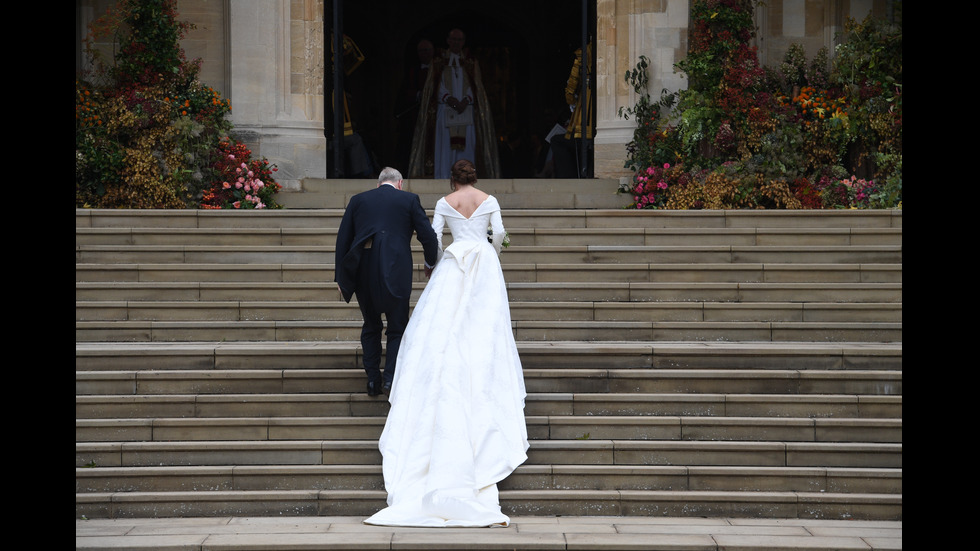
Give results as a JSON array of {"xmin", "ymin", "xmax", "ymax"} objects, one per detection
[{"xmin": 326, "ymin": 0, "xmax": 596, "ymax": 179}]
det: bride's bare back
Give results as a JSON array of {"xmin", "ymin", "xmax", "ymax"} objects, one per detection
[{"xmin": 445, "ymin": 186, "xmax": 490, "ymax": 219}]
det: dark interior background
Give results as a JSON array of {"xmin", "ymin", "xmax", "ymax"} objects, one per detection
[{"xmin": 326, "ymin": 0, "xmax": 596, "ymax": 178}]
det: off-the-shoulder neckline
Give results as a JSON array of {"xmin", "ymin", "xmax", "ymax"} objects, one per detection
[{"xmin": 439, "ymin": 195, "xmax": 494, "ymax": 220}]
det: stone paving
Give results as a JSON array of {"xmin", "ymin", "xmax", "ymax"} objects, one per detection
[{"xmin": 76, "ymin": 515, "xmax": 902, "ymax": 550}]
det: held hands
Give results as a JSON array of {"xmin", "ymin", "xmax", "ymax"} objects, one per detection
[
  {"xmin": 424, "ymin": 265, "xmax": 433, "ymax": 279},
  {"xmin": 447, "ymin": 96, "xmax": 470, "ymax": 114}
]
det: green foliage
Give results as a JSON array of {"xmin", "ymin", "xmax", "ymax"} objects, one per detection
[
  {"xmin": 75, "ymin": 0, "xmax": 279, "ymax": 209},
  {"xmin": 678, "ymin": 0, "xmax": 757, "ymax": 92},
  {"xmin": 617, "ymin": 56, "xmax": 681, "ymax": 187},
  {"xmin": 619, "ymin": 0, "xmax": 902, "ymax": 210},
  {"xmin": 832, "ymin": 9, "xmax": 903, "ymax": 188}
]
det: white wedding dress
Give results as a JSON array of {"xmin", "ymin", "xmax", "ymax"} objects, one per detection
[{"xmin": 364, "ymin": 195, "xmax": 528, "ymax": 527}]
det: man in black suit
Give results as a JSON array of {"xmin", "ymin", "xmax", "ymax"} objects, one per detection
[{"xmin": 335, "ymin": 167, "xmax": 440, "ymax": 396}]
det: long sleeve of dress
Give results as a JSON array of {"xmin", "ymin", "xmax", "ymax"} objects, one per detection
[
  {"xmin": 489, "ymin": 209, "xmax": 505, "ymax": 255},
  {"xmin": 431, "ymin": 210, "xmax": 446, "ymax": 264}
]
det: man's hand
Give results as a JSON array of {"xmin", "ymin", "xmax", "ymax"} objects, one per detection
[{"xmin": 424, "ymin": 265, "xmax": 433, "ymax": 278}]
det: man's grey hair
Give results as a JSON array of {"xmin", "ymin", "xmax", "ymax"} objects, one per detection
[{"xmin": 378, "ymin": 167, "xmax": 403, "ymax": 185}]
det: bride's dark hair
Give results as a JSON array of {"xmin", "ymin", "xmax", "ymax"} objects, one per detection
[{"xmin": 450, "ymin": 159, "xmax": 477, "ymax": 191}]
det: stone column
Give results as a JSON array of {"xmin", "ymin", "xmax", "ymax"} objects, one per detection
[
  {"xmin": 227, "ymin": 0, "xmax": 327, "ymax": 191},
  {"xmin": 594, "ymin": 0, "xmax": 688, "ymax": 181}
]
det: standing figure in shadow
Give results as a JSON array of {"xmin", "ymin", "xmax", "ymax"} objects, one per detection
[
  {"xmin": 408, "ymin": 28, "xmax": 500, "ymax": 179},
  {"xmin": 552, "ymin": 42, "xmax": 594, "ymax": 178}
]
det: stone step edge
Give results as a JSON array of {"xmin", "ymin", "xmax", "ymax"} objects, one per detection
[
  {"xmin": 74, "ymin": 392, "xmax": 904, "ymax": 405},
  {"xmin": 75, "ymin": 419, "xmax": 901, "ymax": 445},
  {"xmin": 75, "ymin": 490, "xmax": 902, "ymax": 522},
  {"xmin": 73, "ymin": 488, "xmax": 903, "ymax": 502},
  {"xmin": 74, "ymin": 466, "xmax": 904, "ymax": 505},
  {"xmin": 75, "ymin": 340, "xmax": 903, "ymax": 357},
  {"xmin": 75, "ymin": 299, "xmax": 904, "ymax": 307},
  {"xmin": 75, "ymin": 440, "xmax": 902, "ymax": 470},
  {"xmin": 74, "ymin": 464, "xmax": 903, "ymax": 477},
  {"xmin": 76, "ymin": 439, "xmax": 902, "ymax": 451},
  {"xmin": 75, "ymin": 341, "xmax": 902, "ymax": 372},
  {"xmin": 75, "ymin": 262, "xmax": 904, "ymax": 270},
  {"xmin": 75, "ymin": 298, "xmax": 903, "ymax": 312},
  {"xmin": 74, "ymin": 320, "xmax": 905, "ymax": 344},
  {"xmin": 75, "ymin": 320, "xmax": 904, "ymax": 328},
  {"xmin": 75, "ymin": 301, "xmax": 903, "ymax": 322},
  {"xmin": 75, "ymin": 368, "xmax": 904, "ymax": 381},
  {"xmin": 75, "ymin": 232, "xmax": 903, "ymax": 248},
  {"xmin": 74, "ymin": 464, "xmax": 903, "ymax": 495},
  {"xmin": 75, "ymin": 244, "xmax": 904, "ymax": 252},
  {"xmin": 75, "ymin": 206, "xmax": 902, "ymax": 219},
  {"xmin": 75, "ymin": 415, "xmax": 903, "ymax": 431},
  {"xmin": 76, "ymin": 226, "xmax": 904, "ymax": 235},
  {"xmin": 74, "ymin": 489, "xmax": 903, "ymax": 513}
]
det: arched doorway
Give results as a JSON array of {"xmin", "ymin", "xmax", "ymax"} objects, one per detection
[{"xmin": 326, "ymin": 0, "xmax": 596, "ymax": 179}]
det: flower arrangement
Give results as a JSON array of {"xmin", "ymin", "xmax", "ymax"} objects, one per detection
[
  {"xmin": 487, "ymin": 227, "xmax": 511, "ymax": 248},
  {"xmin": 76, "ymin": 0, "xmax": 270, "ymax": 210},
  {"xmin": 792, "ymin": 86, "xmax": 848, "ymax": 121},
  {"xmin": 821, "ymin": 176, "xmax": 881, "ymax": 209},
  {"xmin": 630, "ymin": 163, "xmax": 672, "ymax": 209},
  {"xmin": 200, "ymin": 139, "xmax": 282, "ymax": 209},
  {"xmin": 617, "ymin": 0, "xmax": 901, "ymax": 210}
]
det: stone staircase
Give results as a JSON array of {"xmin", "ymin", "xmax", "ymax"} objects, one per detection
[{"xmin": 75, "ymin": 178, "xmax": 902, "ymax": 521}]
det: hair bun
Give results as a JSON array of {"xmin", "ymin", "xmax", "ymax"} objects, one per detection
[{"xmin": 451, "ymin": 159, "xmax": 478, "ymax": 186}]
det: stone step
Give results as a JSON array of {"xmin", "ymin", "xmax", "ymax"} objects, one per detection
[
  {"xmin": 75, "ymin": 226, "xmax": 904, "ymax": 247},
  {"xmin": 75, "ymin": 206, "xmax": 902, "ymax": 523},
  {"xmin": 76, "ymin": 392, "xmax": 902, "ymax": 419},
  {"xmin": 75, "ymin": 464, "xmax": 901, "ymax": 494},
  {"xmin": 75, "ymin": 300, "xmax": 903, "ymax": 323},
  {"xmin": 74, "ymin": 263, "xmax": 904, "ymax": 284},
  {"xmin": 75, "ymin": 367, "xmax": 901, "ymax": 397},
  {"xmin": 74, "ymin": 487, "xmax": 902, "ymax": 520},
  {"xmin": 76, "ymin": 205, "xmax": 902, "ymax": 230},
  {"xmin": 75, "ymin": 243, "xmax": 903, "ymax": 265},
  {"xmin": 75, "ymin": 415, "xmax": 901, "ymax": 444},
  {"xmin": 280, "ymin": 178, "xmax": 631, "ymax": 210},
  {"xmin": 74, "ymin": 318, "xmax": 904, "ymax": 343},
  {"xmin": 74, "ymin": 341, "xmax": 903, "ymax": 371},
  {"xmin": 76, "ymin": 439, "xmax": 901, "ymax": 469}
]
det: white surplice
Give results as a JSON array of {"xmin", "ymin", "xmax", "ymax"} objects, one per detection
[
  {"xmin": 364, "ymin": 195, "xmax": 528, "ymax": 527},
  {"xmin": 433, "ymin": 54, "xmax": 476, "ymax": 179}
]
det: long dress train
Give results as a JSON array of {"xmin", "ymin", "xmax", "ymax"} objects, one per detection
[{"xmin": 364, "ymin": 195, "xmax": 528, "ymax": 527}]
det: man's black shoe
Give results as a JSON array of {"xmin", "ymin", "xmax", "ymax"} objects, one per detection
[
  {"xmin": 382, "ymin": 381, "xmax": 392, "ymax": 395},
  {"xmin": 367, "ymin": 379, "xmax": 381, "ymax": 397}
]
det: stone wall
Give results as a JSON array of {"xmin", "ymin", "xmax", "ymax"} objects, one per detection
[
  {"xmin": 226, "ymin": 0, "xmax": 327, "ymax": 191},
  {"xmin": 594, "ymin": 0, "xmax": 690, "ymax": 181}
]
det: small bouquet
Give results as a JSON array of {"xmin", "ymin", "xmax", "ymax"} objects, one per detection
[{"xmin": 487, "ymin": 226, "xmax": 511, "ymax": 248}]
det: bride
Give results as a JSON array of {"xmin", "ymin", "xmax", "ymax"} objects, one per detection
[{"xmin": 364, "ymin": 159, "xmax": 529, "ymax": 527}]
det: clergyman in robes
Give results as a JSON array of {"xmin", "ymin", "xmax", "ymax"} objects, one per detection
[{"xmin": 408, "ymin": 28, "xmax": 500, "ymax": 179}]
